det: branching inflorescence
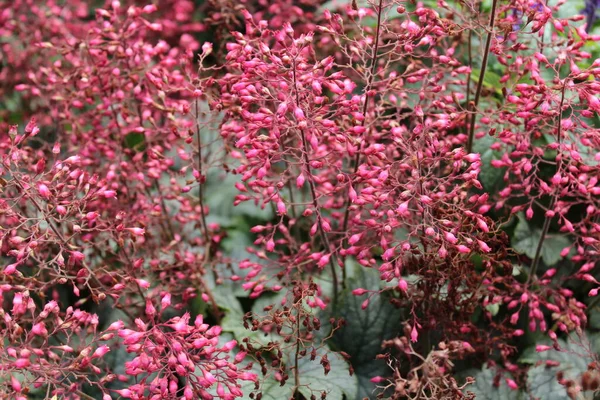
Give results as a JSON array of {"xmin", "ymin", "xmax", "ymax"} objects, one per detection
[{"xmin": 2, "ymin": 0, "xmax": 600, "ymax": 399}]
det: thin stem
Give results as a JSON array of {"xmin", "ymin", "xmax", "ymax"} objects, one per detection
[
  {"xmin": 195, "ymin": 99, "xmax": 210, "ymax": 245},
  {"xmin": 528, "ymin": 84, "xmax": 566, "ymax": 282},
  {"xmin": 340, "ymin": 0, "xmax": 385, "ymax": 283},
  {"xmin": 465, "ymin": 29, "xmax": 473, "ymax": 112},
  {"xmin": 13, "ymin": 178, "xmax": 103, "ymax": 289},
  {"xmin": 294, "ymin": 302, "xmax": 301, "ymax": 391},
  {"xmin": 466, "ymin": 0, "xmax": 498, "ymax": 153},
  {"xmin": 193, "ymin": 100, "xmax": 223, "ymax": 323},
  {"xmin": 291, "ymin": 58, "xmax": 339, "ymax": 304}
]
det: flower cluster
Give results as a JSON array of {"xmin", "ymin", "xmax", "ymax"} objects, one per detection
[{"xmin": 3, "ymin": 0, "xmax": 600, "ymax": 398}]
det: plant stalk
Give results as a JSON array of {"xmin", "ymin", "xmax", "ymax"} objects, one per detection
[{"xmin": 466, "ymin": 0, "xmax": 498, "ymax": 153}]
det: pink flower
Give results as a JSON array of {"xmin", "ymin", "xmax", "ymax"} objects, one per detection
[
  {"xmin": 535, "ymin": 345, "xmax": 551, "ymax": 352},
  {"xmin": 276, "ymin": 201, "xmax": 286, "ymax": 215},
  {"xmin": 102, "ymin": 190, "xmax": 117, "ymax": 199},
  {"xmin": 444, "ymin": 231, "xmax": 458, "ymax": 244},
  {"xmin": 37, "ymin": 184, "xmax": 51, "ymax": 199},
  {"xmin": 93, "ymin": 345, "xmax": 110, "ymax": 358},
  {"xmin": 126, "ymin": 227, "xmax": 145, "ymax": 236},
  {"xmin": 410, "ymin": 325, "xmax": 418, "ymax": 342},
  {"xmin": 505, "ymin": 378, "xmax": 518, "ymax": 390}
]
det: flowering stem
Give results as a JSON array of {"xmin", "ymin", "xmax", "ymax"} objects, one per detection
[
  {"xmin": 465, "ymin": 29, "xmax": 473, "ymax": 111},
  {"xmin": 13, "ymin": 178, "xmax": 103, "ymax": 290},
  {"xmin": 528, "ymin": 84, "xmax": 566, "ymax": 282},
  {"xmin": 466, "ymin": 0, "xmax": 498, "ymax": 153},
  {"xmin": 340, "ymin": 0, "xmax": 384, "ymax": 283},
  {"xmin": 293, "ymin": 301, "xmax": 301, "ymax": 392},
  {"xmin": 196, "ymin": 100, "xmax": 211, "ymax": 245},
  {"xmin": 291, "ymin": 58, "xmax": 339, "ymax": 304}
]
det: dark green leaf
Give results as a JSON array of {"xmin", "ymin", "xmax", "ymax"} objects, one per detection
[
  {"xmin": 329, "ymin": 259, "xmax": 402, "ymax": 399},
  {"xmin": 463, "ymin": 367, "xmax": 523, "ymax": 400},
  {"xmin": 473, "ymin": 135, "xmax": 504, "ymax": 191},
  {"xmin": 512, "ymin": 213, "xmax": 571, "ymax": 266},
  {"xmin": 520, "ymin": 336, "xmax": 596, "ymax": 400}
]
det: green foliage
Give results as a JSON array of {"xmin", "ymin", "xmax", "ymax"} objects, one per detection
[
  {"xmin": 470, "ymin": 68, "xmax": 503, "ymax": 96},
  {"xmin": 205, "ymin": 170, "xmax": 274, "ymax": 226},
  {"xmin": 473, "ymin": 135, "xmax": 504, "ymax": 191},
  {"xmin": 511, "ymin": 213, "xmax": 571, "ymax": 266},
  {"xmin": 124, "ymin": 132, "xmax": 146, "ymax": 151},
  {"xmin": 520, "ymin": 335, "xmax": 598, "ymax": 400},
  {"xmin": 296, "ymin": 347, "xmax": 358, "ymax": 400},
  {"xmin": 329, "ymin": 259, "xmax": 402, "ymax": 399},
  {"xmin": 463, "ymin": 367, "xmax": 523, "ymax": 400},
  {"xmin": 240, "ymin": 344, "xmax": 357, "ymax": 400}
]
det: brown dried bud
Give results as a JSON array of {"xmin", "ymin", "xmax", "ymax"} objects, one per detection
[{"xmin": 582, "ymin": 370, "xmax": 600, "ymax": 391}]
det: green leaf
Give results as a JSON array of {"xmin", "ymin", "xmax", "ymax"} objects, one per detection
[
  {"xmin": 470, "ymin": 68, "xmax": 503, "ymax": 95},
  {"xmin": 511, "ymin": 213, "xmax": 571, "ymax": 266},
  {"xmin": 241, "ymin": 373, "xmax": 294, "ymax": 400},
  {"xmin": 485, "ymin": 302, "xmax": 500, "ymax": 317},
  {"xmin": 296, "ymin": 348, "xmax": 358, "ymax": 400},
  {"xmin": 329, "ymin": 259, "xmax": 401, "ymax": 399},
  {"xmin": 463, "ymin": 367, "xmax": 523, "ymax": 400},
  {"xmin": 473, "ymin": 135, "xmax": 504, "ymax": 191},
  {"xmin": 205, "ymin": 171, "xmax": 273, "ymax": 226},
  {"xmin": 240, "ymin": 346, "xmax": 357, "ymax": 400},
  {"xmin": 520, "ymin": 336, "xmax": 596, "ymax": 400},
  {"xmin": 124, "ymin": 132, "xmax": 146, "ymax": 151},
  {"xmin": 589, "ymin": 305, "xmax": 600, "ymax": 330},
  {"xmin": 216, "ymin": 283, "xmax": 287, "ymax": 347}
]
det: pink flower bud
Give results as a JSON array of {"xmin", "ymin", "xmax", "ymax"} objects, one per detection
[
  {"xmin": 317, "ymin": 254, "xmax": 330, "ymax": 268},
  {"xmin": 456, "ymin": 244, "xmax": 471, "ymax": 253},
  {"xmin": 136, "ymin": 279, "xmax": 150, "ymax": 289},
  {"xmin": 108, "ymin": 320, "xmax": 125, "ymax": 331},
  {"xmin": 464, "ymin": 153, "xmax": 480, "ymax": 163},
  {"xmin": 4, "ymin": 264, "xmax": 17, "ymax": 275},
  {"xmin": 349, "ymin": 185, "xmax": 357, "ymax": 202},
  {"xmin": 86, "ymin": 212, "xmax": 99, "ymax": 221},
  {"xmin": 476, "ymin": 218, "xmax": 489, "ymax": 232},
  {"xmin": 38, "ymin": 184, "xmax": 51, "ymax": 199},
  {"xmin": 294, "ymin": 107, "xmax": 305, "ymax": 120},
  {"xmin": 444, "ymin": 231, "xmax": 458, "ymax": 244},
  {"xmin": 145, "ymin": 300, "xmax": 156, "ymax": 317},
  {"xmin": 127, "ymin": 227, "xmax": 145, "ymax": 236},
  {"xmin": 410, "ymin": 325, "xmax": 418, "ymax": 342},
  {"xmin": 348, "ymin": 233, "xmax": 362, "ymax": 245},
  {"xmin": 102, "ymin": 190, "xmax": 117, "ymax": 199},
  {"xmin": 477, "ymin": 240, "xmax": 491, "ymax": 253},
  {"xmin": 398, "ymin": 279, "xmax": 408, "ymax": 292},
  {"xmin": 505, "ymin": 378, "xmax": 518, "ymax": 390},
  {"xmin": 161, "ymin": 293, "xmax": 172, "ymax": 309},
  {"xmin": 396, "ymin": 201, "xmax": 409, "ymax": 216},
  {"xmin": 11, "ymin": 375, "xmax": 21, "ymax": 393},
  {"xmin": 266, "ymin": 239, "xmax": 275, "ymax": 252},
  {"xmin": 93, "ymin": 345, "xmax": 110, "ymax": 358},
  {"xmin": 276, "ymin": 201, "xmax": 286, "ymax": 215}
]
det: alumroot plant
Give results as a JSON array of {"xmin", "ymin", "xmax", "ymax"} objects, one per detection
[{"xmin": 2, "ymin": 0, "xmax": 600, "ymax": 399}]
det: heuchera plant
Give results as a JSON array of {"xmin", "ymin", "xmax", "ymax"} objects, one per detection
[{"xmin": 2, "ymin": 0, "xmax": 600, "ymax": 399}]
